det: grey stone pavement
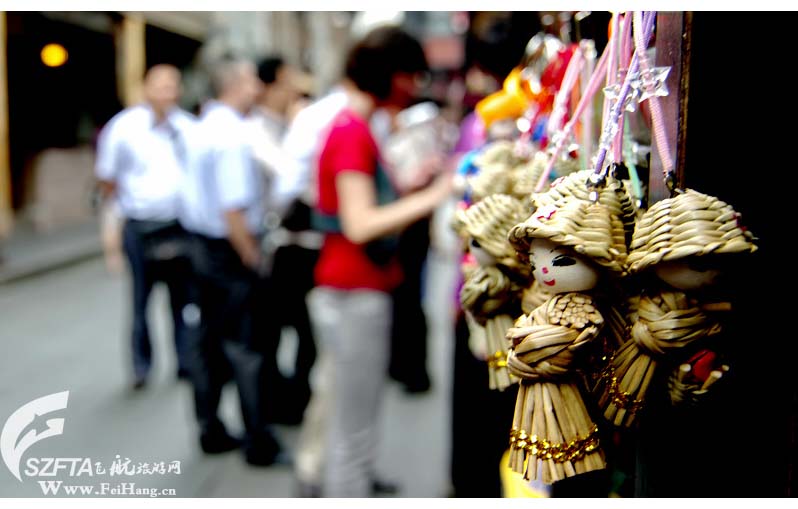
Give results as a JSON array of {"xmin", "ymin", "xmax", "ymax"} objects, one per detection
[{"xmin": 0, "ymin": 205, "xmax": 464, "ymax": 498}]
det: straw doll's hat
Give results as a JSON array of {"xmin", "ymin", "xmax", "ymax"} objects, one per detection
[
  {"xmin": 512, "ymin": 151, "xmax": 582, "ymax": 200},
  {"xmin": 469, "ymin": 140, "xmax": 533, "ymax": 202},
  {"xmin": 626, "ymin": 189, "xmax": 757, "ymax": 274},
  {"xmin": 469, "ymin": 164, "xmax": 516, "ymax": 203},
  {"xmin": 531, "ymin": 169, "xmax": 638, "ymax": 250},
  {"xmin": 508, "ymin": 196, "xmax": 627, "ymax": 274},
  {"xmin": 510, "ymin": 152, "xmax": 547, "ymax": 200},
  {"xmin": 474, "ymin": 139, "xmax": 526, "ymax": 168},
  {"xmin": 453, "ymin": 193, "xmax": 529, "ymax": 272}
]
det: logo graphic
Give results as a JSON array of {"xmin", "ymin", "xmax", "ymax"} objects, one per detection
[{"xmin": 1, "ymin": 391, "xmax": 69, "ymax": 481}]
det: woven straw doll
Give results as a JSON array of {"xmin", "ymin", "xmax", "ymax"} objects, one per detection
[
  {"xmin": 505, "ymin": 197, "xmax": 627, "ymax": 484},
  {"xmin": 529, "ymin": 169, "xmax": 638, "ymax": 363},
  {"xmin": 453, "ymin": 194, "xmax": 531, "ymax": 391},
  {"xmin": 596, "ymin": 189, "xmax": 757, "ymax": 427}
]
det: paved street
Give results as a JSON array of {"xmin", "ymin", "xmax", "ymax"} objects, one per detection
[{"xmin": 0, "ymin": 232, "xmax": 461, "ymax": 498}]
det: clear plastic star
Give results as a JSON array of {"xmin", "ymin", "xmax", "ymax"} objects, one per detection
[
  {"xmin": 630, "ymin": 66, "xmax": 671, "ymax": 102},
  {"xmin": 603, "ymin": 83, "xmax": 640, "ymax": 112}
]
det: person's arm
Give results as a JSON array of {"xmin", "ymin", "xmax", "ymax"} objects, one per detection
[
  {"xmin": 328, "ymin": 116, "xmax": 453, "ymax": 245},
  {"xmin": 224, "ymin": 209, "xmax": 263, "ymax": 271},
  {"xmin": 336, "ymin": 168, "xmax": 452, "ymax": 245},
  {"xmin": 216, "ymin": 137, "xmax": 263, "ymax": 270},
  {"xmin": 94, "ymin": 118, "xmax": 121, "ymax": 200}
]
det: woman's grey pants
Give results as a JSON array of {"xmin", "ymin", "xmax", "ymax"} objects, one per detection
[{"xmin": 303, "ymin": 286, "xmax": 392, "ymax": 498}]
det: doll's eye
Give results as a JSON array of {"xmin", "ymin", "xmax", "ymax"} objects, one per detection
[
  {"xmin": 470, "ymin": 238, "xmax": 481, "ymax": 249},
  {"xmin": 552, "ymin": 254, "xmax": 577, "ymax": 267}
]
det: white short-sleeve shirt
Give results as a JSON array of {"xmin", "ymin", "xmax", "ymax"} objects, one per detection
[
  {"xmin": 179, "ymin": 101, "xmax": 266, "ymax": 238},
  {"xmin": 280, "ymin": 88, "xmax": 349, "ymax": 208},
  {"xmin": 95, "ymin": 104, "xmax": 195, "ymax": 221}
]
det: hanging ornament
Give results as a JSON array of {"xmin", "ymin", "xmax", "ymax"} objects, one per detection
[
  {"xmin": 504, "ymin": 197, "xmax": 627, "ymax": 483},
  {"xmin": 464, "ymin": 138, "xmax": 579, "ymax": 204},
  {"xmin": 453, "ymin": 194, "xmax": 532, "ymax": 391},
  {"xmin": 595, "ymin": 189, "xmax": 757, "ymax": 427}
]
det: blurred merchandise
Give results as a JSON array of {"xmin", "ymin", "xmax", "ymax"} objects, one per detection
[{"xmin": 383, "ymin": 101, "xmax": 459, "ymax": 194}]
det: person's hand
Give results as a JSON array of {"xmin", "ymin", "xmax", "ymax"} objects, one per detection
[
  {"xmin": 403, "ymin": 152, "xmax": 445, "ymax": 193},
  {"xmin": 241, "ymin": 246, "xmax": 267, "ymax": 276},
  {"xmin": 428, "ymin": 163, "xmax": 456, "ymax": 202}
]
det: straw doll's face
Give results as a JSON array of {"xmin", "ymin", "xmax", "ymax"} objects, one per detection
[
  {"xmin": 654, "ymin": 258, "xmax": 721, "ymax": 291},
  {"xmin": 528, "ymin": 238, "xmax": 599, "ymax": 294},
  {"xmin": 469, "ymin": 237, "xmax": 497, "ymax": 267}
]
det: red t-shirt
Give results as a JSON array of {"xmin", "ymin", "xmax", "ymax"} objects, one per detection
[{"xmin": 314, "ymin": 109, "xmax": 403, "ymax": 292}]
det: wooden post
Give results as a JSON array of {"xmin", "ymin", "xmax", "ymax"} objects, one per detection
[
  {"xmin": 0, "ymin": 12, "xmax": 12, "ymax": 238},
  {"xmin": 115, "ymin": 13, "xmax": 145, "ymax": 107},
  {"xmin": 648, "ymin": 11, "xmax": 692, "ymax": 203}
]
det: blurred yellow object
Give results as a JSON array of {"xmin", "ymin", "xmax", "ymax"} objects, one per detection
[
  {"xmin": 499, "ymin": 449, "xmax": 550, "ymax": 498},
  {"xmin": 41, "ymin": 43, "xmax": 68, "ymax": 67},
  {"xmin": 475, "ymin": 67, "xmax": 532, "ymax": 129}
]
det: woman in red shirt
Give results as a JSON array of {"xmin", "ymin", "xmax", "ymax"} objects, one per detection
[{"xmin": 308, "ymin": 26, "xmax": 452, "ymax": 497}]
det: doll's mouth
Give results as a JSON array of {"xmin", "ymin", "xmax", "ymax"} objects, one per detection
[{"xmin": 543, "ymin": 279, "xmax": 556, "ymax": 287}]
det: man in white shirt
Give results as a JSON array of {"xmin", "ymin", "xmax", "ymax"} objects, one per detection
[
  {"xmin": 180, "ymin": 57, "xmax": 282, "ymax": 466},
  {"xmin": 246, "ymin": 56, "xmax": 310, "ymax": 216},
  {"xmin": 95, "ymin": 64, "xmax": 196, "ymax": 390}
]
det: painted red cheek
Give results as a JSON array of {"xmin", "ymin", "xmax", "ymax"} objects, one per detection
[{"xmin": 542, "ymin": 267, "xmax": 549, "ymax": 274}]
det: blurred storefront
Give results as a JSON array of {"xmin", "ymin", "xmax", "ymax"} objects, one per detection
[{"xmin": 0, "ymin": 12, "xmax": 204, "ymax": 238}]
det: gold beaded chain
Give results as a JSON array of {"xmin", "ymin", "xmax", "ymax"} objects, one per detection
[
  {"xmin": 509, "ymin": 425, "xmax": 600, "ymax": 463},
  {"xmin": 599, "ymin": 360, "xmax": 646, "ymax": 412},
  {"xmin": 487, "ymin": 350, "xmax": 508, "ymax": 369}
]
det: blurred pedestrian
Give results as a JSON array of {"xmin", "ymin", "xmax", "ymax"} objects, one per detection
[
  {"xmin": 94, "ymin": 64, "xmax": 196, "ymax": 390},
  {"xmin": 280, "ymin": 83, "xmax": 348, "ymax": 496},
  {"xmin": 309, "ymin": 26, "xmax": 453, "ymax": 497},
  {"xmin": 289, "ymin": 75, "xmax": 431, "ymax": 499},
  {"xmin": 249, "ymin": 56, "xmax": 302, "ymax": 150},
  {"xmin": 246, "ymin": 56, "xmax": 319, "ymax": 425},
  {"xmin": 179, "ymin": 57, "xmax": 283, "ymax": 465}
]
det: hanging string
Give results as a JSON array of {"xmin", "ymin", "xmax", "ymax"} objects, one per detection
[
  {"xmin": 633, "ymin": 10, "xmax": 674, "ymax": 183},
  {"xmin": 533, "ymin": 43, "xmax": 610, "ymax": 193},
  {"xmin": 622, "ymin": 117, "xmax": 644, "ymax": 204},
  {"xmin": 546, "ymin": 46, "xmax": 585, "ymax": 139},
  {"xmin": 579, "ymin": 40, "xmax": 597, "ymax": 172},
  {"xmin": 591, "ymin": 10, "xmax": 656, "ymax": 179},
  {"xmin": 611, "ymin": 12, "xmax": 634, "ymax": 165},
  {"xmin": 601, "ymin": 12, "xmax": 620, "ymax": 139}
]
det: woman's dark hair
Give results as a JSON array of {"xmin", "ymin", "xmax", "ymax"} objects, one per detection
[{"xmin": 345, "ymin": 26, "xmax": 428, "ymax": 100}]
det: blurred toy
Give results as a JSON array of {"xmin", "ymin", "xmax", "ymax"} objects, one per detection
[
  {"xmin": 466, "ymin": 140, "xmax": 532, "ymax": 202},
  {"xmin": 475, "ymin": 34, "xmax": 576, "ymax": 138},
  {"xmin": 453, "ymin": 194, "xmax": 531, "ymax": 390}
]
